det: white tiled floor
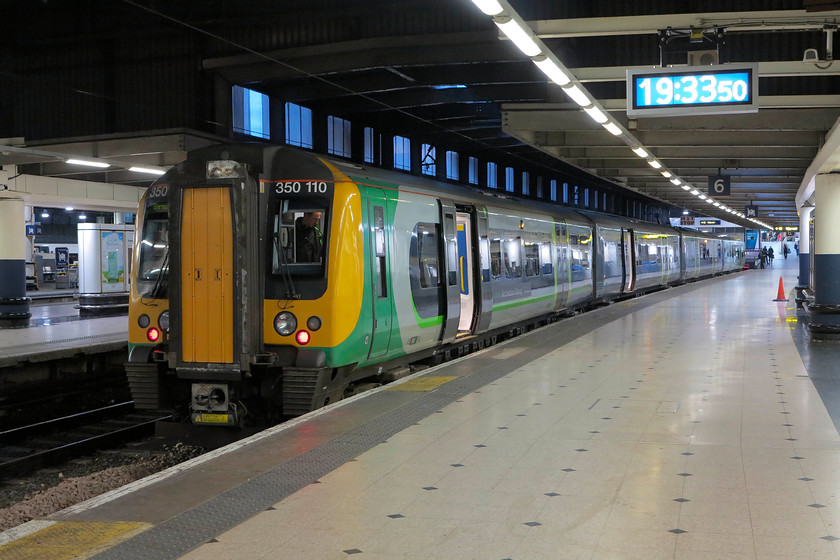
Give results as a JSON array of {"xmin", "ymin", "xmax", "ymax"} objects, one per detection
[{"xmin": 183, "ymin": 256, "xmax": 840, "ymax": 560}]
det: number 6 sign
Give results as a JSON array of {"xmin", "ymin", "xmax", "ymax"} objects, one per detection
[{"xmin": 708, "ymin": 175, "xmax": 730, "ymax": 197}]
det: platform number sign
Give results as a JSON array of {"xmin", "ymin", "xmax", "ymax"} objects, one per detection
[
  {"xmin": 709, "ymin": 175, "xmax": 730, "ymax": 197},
  {"xmin": 745, "ymin": 205, "xmax": 758, "ymax": 218}
]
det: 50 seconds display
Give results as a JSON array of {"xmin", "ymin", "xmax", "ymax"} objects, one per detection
[{"xmin": 626, "ymin": 64, "xmax": 758, "ymax": 118}]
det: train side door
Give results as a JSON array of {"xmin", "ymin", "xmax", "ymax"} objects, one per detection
[
  {"xmin": 622, "ymin": 229, "xmax": 635, "ymax": 292},
  {"xmin": 439, "ymin": 199, "xmax": 460, "ymax": 345},
  {"xmin": 456, "ymin": 211, "xmax": 475, "ymax": 335},
  {"xmin": 366, "ymin": 190, "xmax": 393, "ymax": 359},
  {"xmin": 554, "ymin": 221, "xmax": 569, "ymax": 309}
]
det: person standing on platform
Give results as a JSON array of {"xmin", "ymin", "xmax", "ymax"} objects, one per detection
[
  {"xmin": 783, "ymin": 243, "xmax": 789, "ymax": 259},
  {"xmin": 795, "ymin": 242, "xmax": 799, "ymax": 256},
  {"xmin": 760, "ymin": 247, "xmax": 767, "ymax": 268},
  {"xmin": 768, "ymin": 246, "xmax": 774, "ymax": 265}
]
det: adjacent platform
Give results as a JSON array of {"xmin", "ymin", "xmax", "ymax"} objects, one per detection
[{"xmin": 5, "ymin": 255, "xmax": 840, "ymax": 560}]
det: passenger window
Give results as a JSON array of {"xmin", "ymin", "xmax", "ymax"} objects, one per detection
[
  {"xmin": 524, "ymin": 242, "xmax": 540, "ymax": 277},
  {"xmin": 415, "ymin": 223, "xmax": 440, "ymax": 289},
  {"xmin": 504, "ymin": 238, "xmax": 522, "ymax": 278},
  {"xmin": 490, "ymin": 239, "xmax": 502, "ymax": 278}
]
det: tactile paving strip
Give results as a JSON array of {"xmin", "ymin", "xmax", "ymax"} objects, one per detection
[{"xmin": 88, "ymin": 277, "xmax": 730, "ymax": 560}]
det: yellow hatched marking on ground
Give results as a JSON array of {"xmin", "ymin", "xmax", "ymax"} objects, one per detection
[
  {"xmin": 0, "ymin": 521, "xmax": 150, "ymax": 560},
  {"xmin": 387, "ymin": 376, "xmax": 457, "ymax": 392}
]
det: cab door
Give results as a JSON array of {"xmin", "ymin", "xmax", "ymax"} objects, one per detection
[
  {"xmin": 180, "ymin": 187, "xmax": 234, "ymax": 364},
  {"xmin": 366, "ymin": 189, "xmax": 393, "ymax": 359}
]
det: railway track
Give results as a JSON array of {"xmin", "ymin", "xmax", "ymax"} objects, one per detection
[{"xmin": 0, "ymin": 402, "xmax": 171, "ymax": 480}]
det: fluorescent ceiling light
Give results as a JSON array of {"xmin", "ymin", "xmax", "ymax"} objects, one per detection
[
  {"xmin": 681, "ymin": 185, "xmax": 691, "ymax": 190},
  {"xmin": 583, "ymin": 105, "xmax": 608, "ymax": 124},
  {"xmin": 562, "ymin": 84, "xmax": 591, "ymax": 107},
  {"xmin": 65, "ymin": 207, "xmax": 74, "ymax": 211},
  {"xmin": 78, "ymin": 214, "xmax": 87, "ymax": 220},
  {"xmin": 647, "ymin": 160, "xmax": 662, "ymax": 169},
  {"xmin": 67, "ymin": 158, "xmax": 110, "ymax": 168},
  {"xmin": 533, "ymin": 57, "xmax": 570, "ymax": 86},
  {"xmin": 495, "ymin": 18, "xmax": 542, "ymax": 57},
  {"xmin": 707, "ymin": 198, "xmax": 716, "ymax": 204},
  {"xmin": 41, "ymin": 212, "xmax": 49, "ymax": 218},
  {"xmin": 660, "ymin": 171, "xmax": 672, "ymax": 178},
  {"xmin": 690, "ymin": 189, "xmax": 700, "ymax": 195},
  {"xmin": 698, "ymin": 194, "xmax": 708, "ymax": 200},
  {"xmin": 632, "ymin": 147, "xmax": 648, "ymax": 158},
  {"xmin": 682, "ymin": 210, "xmax": 690, "ymax": 215},
  {"xmin": 713, "ymin": 202, "xmax": 721, "ymax": 207},
  {"xmin": 670, "ymin": 178, "xmax": 682, "ymax": 185},
  {"xmin": 471, "ymin": 0, "xmax": 504, "ymax": 16},
  {"xmin": 603, "ymin": 122, "xmax": 622, "ymax": 136},
  {"xmin": 130, "ymin": 166, "xmax": 166, "ymax": 175}
]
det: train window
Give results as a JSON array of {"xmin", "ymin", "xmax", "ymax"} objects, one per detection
[
  {"xmin": 137, "ymin": 212, "xmax": 169, "ymax": 298},
  {"xmin": 374, "ymin": 206, "xmax": 387, "ymax": 298},
  {"xmin": 524, "ymin": 242, "xmax": 539, "ymax": 277},
  {"xmin": 490, "ymin": 239, "xmax": 502, "ymax": 278},
  {"xmin": 504, "ymin": 238, "xmax": 522, "ymax": 278},
  {"xmin": 415, "ymin": 223, "xmax": 440, "ymax": 289},
  {"xmin": 271, "ymin": 199, "xmax": 328, "ymax": 274},
  {"xmin": 479, "ymin": 236, "xmax": 491, "ymax": 282},
  {"xmin": 539, "ymin": 243, "xmax": 552, "ymax": 275}
]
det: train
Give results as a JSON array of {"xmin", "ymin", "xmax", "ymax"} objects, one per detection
[{"xmin": 125, "ymin": 143, "xmax": 745, "ymax": 426}]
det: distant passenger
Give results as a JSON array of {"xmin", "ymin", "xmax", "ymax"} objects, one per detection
[
  {"xmin": 783, "ymin": 243, "xmax": 789, "ymax": 259},
  {"xmin": 768, "ymin": 247, "xmax": 774, "ymax": 265},
  {"xmin": 295, "ymin": 212, "xmax": 323, "ymax": 262}
]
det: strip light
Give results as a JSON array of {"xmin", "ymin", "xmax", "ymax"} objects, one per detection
[
  {"xmin": 562, "ymin": 85, "xmax": 590, "ymax": 107},
  {"xmin": 583, "ymin": 105, "xmax": 608, "ymax": 124},
  {"xmin": 129, "ymin": 166, "xmax": 166, "ymax": 175},
  {"xmin": 648, "ymin": 160, "xmax": 662, "ymax": 169},
  {"xmin": 632, "ymin": 147, "xmax": 648, "ymax": 158},
  {"xmin": 67, "ymin": 158, "xmax": 110, "ymax": 168},
  {"xmin": 494, "ymin": 18, "xmax": 541, "ymax": 57},
  {"xmin": 660, "ymin": 171, "xmax": 672, "ymax": 178},
  {"xmin": 533, "ymin": 56, "xmax": 571, "ymax": 86},
  {"xmin": 603, "ymin": 122, "xmax": 622, "ymax": 136},
  {"xmin": 671, "ymin": 178, "xmax": 682, "ymax": 185},
  {"xmin": 470, "ymin": 0, "xmax": 503, "ymax": 15}
]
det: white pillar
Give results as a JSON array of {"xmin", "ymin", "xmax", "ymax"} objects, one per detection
[{"xmin": 0, "ymin": 190, "xmax": 31, "ymax": 322}]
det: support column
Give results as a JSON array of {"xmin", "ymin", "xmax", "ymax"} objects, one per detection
[
  {"xmin": 797, "ymin": 203, "xmax": 814, "ymax": 294},
  {"xmin": 0, "ymin": 190, "xmax": 31, "ymax": 324},
  {"xmin": 805, "ymin": 173, "xmax": 840, "ymax": 332}
]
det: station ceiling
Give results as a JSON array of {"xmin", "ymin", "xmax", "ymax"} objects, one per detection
[{"xmin": 5, "ymin": 1, "xmax": 840, "ymax": 228}]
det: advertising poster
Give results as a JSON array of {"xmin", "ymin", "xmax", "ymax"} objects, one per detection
[{"xmin": 101, "ymin": 231, "xmax": 125, "ymax": 292}]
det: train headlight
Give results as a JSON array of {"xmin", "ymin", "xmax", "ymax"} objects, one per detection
[
  {"xmin": 274, "ymin": 312, "xmax": 297, "ymax": 336},
  {"xmin": 296, "ymin": 330, "xmax": 311, "ymax": 345},
  {"xmin": 138, "ymin": 314, "xmax": 151, "ymax": 328},
  {"xmin": 158, "ymin": 310, "xmax": 170, "ymax": 331},
  {"xmin": 306, "ymin": 316, "xmax": 322, "ymax": 331}
]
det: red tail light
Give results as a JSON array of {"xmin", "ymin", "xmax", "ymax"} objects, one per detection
[
  {"xmin": 295, "ymin": 330, "xmax": 310, "ymax": 345},
  {"xmin": 147, "ymin": 327, "xmax": 161, "ymax": 342}
]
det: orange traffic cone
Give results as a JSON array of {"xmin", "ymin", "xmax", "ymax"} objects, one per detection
[{"xmin": 773, "ymin": 277, "xmax": 788, "ymax": 302}]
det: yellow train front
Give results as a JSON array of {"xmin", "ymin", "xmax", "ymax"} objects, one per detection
[{"xmin": 127, "ymin": 144, "xmax": 372, "ymax": 426}]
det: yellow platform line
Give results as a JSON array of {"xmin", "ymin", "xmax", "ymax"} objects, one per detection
[
  {"xmin": 386, "ymin": 376, "xmax": 457, "ymax": 392},
  {"xmin": 0, "ymin": 521, "xmax": 150, "ymax": 560}
]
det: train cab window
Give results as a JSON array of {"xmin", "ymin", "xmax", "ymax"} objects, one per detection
[
  {"xmin": 272, "ymin": 199, "xmax": 328, "ymax": 275},
  {"xmin": 137, "ymin": 211, "xmax": 169, "ymax": 298}
]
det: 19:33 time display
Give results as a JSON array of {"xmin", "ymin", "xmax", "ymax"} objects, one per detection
[{"xmin": 635, "ymin": 72, "xmax": 751, "ymax": 107}]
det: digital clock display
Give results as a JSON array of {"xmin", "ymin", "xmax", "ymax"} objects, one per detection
[{"xmin": 626, "ymin": 64, "xmax": 758, "ymax": 118}]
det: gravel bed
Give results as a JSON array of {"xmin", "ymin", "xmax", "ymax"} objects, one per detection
[{"xmin": 0, "ymin": 442, "xmax": 205, "ymax": 532}]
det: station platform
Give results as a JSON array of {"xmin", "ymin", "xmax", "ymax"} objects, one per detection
[
  {"xmin": 4, "ymin": 254, "xmax": 840, "ymax": 560},
  {"xmin": 0, "ymin": 298, "xmax": 127, "ymax": 368}
]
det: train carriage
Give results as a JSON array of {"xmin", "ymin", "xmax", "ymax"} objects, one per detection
[{"xmin": 127, "ymin": 143, "xmax": 744, "ymax": 426}]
